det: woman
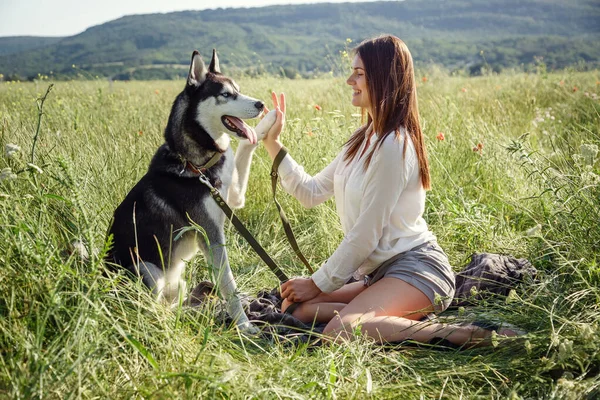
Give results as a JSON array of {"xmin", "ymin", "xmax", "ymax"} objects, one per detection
[{"xmin": 262, "ymin": 35, "xmax": 511, "ymax": 346}]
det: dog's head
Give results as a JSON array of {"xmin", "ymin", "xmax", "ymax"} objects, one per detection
[{"xmin": 183, "ymin": 49, "xmax": 264, "ymax": 149}]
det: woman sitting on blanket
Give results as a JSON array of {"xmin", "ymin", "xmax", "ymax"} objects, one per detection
[{"xmin": 262, "ymin": 34, "xmax": 517, "ymax": 346}]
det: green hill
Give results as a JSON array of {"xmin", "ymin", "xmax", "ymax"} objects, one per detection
[
  {"xmin": 1, "ymin": 0, "xmax": 599, "ymax": 80},
  {"xmin": 0, "ymin": 36, "xmax": 64, "ymax": 57}
]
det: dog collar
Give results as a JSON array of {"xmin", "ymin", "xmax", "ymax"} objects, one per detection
[{"xmin": 183, "ymin": 152, "xmax": 222, "ymax": 175}]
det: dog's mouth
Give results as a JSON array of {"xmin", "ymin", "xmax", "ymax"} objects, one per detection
[{"xmin": 221, "ymin": 116, "xmax": 257, "ymax": 145}]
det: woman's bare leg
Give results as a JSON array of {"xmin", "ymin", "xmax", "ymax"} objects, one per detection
[
  {"xmin": 281, "ymin": 281, "xmax": 367, "ymax": 323},
  {"xmin": 323, "ymin": 277, "xmax": 503, "ymax": 346}
]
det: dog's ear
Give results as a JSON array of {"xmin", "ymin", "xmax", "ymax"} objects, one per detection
[
  {"xmin": 188, "ymin": 51, "xmax": 207, "ymax": 87},
  {"xmin": 208, "ymin": 49, "xmax": 220, "ymax": 74}
]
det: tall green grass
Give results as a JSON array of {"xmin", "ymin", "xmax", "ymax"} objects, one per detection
[{"xmin": 1, "ymin": 70, "xmax": 599, "ymax": 398}]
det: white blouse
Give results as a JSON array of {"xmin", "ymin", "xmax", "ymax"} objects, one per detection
[{"xmin": 277, "ymin": 128, "xmax": 436, "ymax": 293}]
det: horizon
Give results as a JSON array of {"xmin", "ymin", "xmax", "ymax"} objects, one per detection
[{"xmin": 1, "ymin": 0, "xmax": 387, "ymax": 38}]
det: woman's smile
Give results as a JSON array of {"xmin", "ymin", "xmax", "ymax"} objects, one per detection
[{"xmin": 347, "ymin": 54, "xmax": 370, "ymax": 112}]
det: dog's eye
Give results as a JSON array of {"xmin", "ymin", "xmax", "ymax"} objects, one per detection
[{"xmin": 221, "ymin": 93, "xmax": 231, "ymax": 98}]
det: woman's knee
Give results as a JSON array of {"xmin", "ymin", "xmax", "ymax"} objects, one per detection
[
  {"xmin": 282, "ymin": 299, "xmax": 312, "ymax": 323},
  {"xmin": 323, "ymin": 313, "xmax": 360, "ymax": 337}
]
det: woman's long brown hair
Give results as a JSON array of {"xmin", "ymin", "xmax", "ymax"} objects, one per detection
[{"xmin": 343, "ymin": 35, "xmax": 431, "ymax": 190}]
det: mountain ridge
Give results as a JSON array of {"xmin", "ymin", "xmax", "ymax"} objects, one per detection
[{"xmin": 1, "ymin": 0, "xmax": 599, "ymax": 80}]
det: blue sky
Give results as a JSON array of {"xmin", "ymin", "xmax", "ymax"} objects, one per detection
[{"xmin": 1, "ymin": 0, "xmax": 382, "ymax": 37}]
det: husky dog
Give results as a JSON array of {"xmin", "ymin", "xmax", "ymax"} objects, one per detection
[{"xmin": 106, "ymin": 49, "xmax": 275, "ymax": 331}]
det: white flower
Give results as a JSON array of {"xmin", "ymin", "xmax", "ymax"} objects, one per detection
[
  {"xmin": 27, "ymin": 163, "xmax": 43, "ymax": 174},
  {"xmin": 0, "ymin": 167, "xmax": 17, "ymax": 181},
  {"xmin": 581, "ymin": 171, "xmax": 600, "ymax": 185},
  {"xmin": 526, "ymin": 224, "xmax": 542, "ymax": 236},
  {"xmin": 5, "ymin": 143, "xmax": 20, "ymax": 158},
  {"xmin": 580, "ymin": 143, "xmax": 598, "ymax": 166}
]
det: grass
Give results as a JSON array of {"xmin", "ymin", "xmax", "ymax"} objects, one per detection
[{"xmin": 0, "ymin": 69, "xmax": 599, "ymax": 398}]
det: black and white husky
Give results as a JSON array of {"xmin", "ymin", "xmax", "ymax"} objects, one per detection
[{"xmin": 106, "ymin": 49, "xmax": 275, "ymax": 331}]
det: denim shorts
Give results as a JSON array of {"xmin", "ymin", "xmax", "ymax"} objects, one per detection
[{"xmin": 366, "ymin": 241, "xmax": 456, "ymax": 313}]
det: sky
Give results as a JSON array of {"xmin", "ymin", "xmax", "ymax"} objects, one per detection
[{"xmin": 1, "ymin": 0, "xmax": 382, "ymax": 37}]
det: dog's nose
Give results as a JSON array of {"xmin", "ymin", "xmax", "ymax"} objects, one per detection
[{"xmin": 254, "ymin": 101, "xmax": 264, "ymax": 110}]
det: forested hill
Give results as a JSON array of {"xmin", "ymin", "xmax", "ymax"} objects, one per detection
[{"xmin": 1, "ymin": 0, "xmax": 599, "ymax": 80}]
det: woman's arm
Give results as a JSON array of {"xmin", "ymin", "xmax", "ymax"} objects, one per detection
[
  {"xmin": 262, "ymin": 92, "xmax": 338, "ymax": 208},
  {"xmin": 281, "ymin": 134, "xmax": 412, "ymax": 302}
]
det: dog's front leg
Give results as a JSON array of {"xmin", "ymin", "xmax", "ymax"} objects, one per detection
[
  {"xmin": 227, "ymin": 143, "xmax": 256, "ymax": 209},
  {"xmin": 227, "ymin": 110, "xmax": 277, "ymax": 209},
  {"xmin": 208, "ymin": 242, "xmax": 257, "ymax": 333}
]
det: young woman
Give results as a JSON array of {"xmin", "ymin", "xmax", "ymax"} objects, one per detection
[{"xmin": 262, "ymin": 35, "xmax": 512, "ymax": 346}]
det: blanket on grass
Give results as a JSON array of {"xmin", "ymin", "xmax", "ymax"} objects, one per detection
[{"xmin": 187, "ymin": 253, "xmax": 537, "ymax": 344}]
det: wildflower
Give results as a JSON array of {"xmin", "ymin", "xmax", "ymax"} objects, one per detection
[
  {"xmin": 580, "ymin": 143, "xmax": 598, "ymax": 166},
  {"xmin": 306, "ymin": 131, "xmax": 314, "ymax": 137},
  {"xmin": 155, "ymin": 90, "xmax": 160, "ymax": 94},
  {"xmin": 137, "ymin": 130, "xmax": 143, "ymax": 136},
  {"xmin": 314, "ymin": 105, "xmax": 322, "ymax": 111},
  {"xmin": 558, "ymin": 339, "xmax": 573, "ymax": 362},
  {"xmin": 495, "ymin": 85, "xmax": 501, "ymax": 90},
  {"xmin": 573, "ymin": 86, "xmax": 578, "ymax": 92},
  {"xmin": 596, "ymin": 81, "xmax": 599, "ymax": 85},
  {"xmin": 526, "ymin": 224, "xmax": 542, "ymax": 236},
  {"xmin": 580, "ymin": 323, "xmax": 595, "ymax": 341},
  {"xmin": 469, "ymin": 286, "xmax": 478, "ymax": 297},
  {"xmin": 436, "ymin": 132, "xmax": 445, "ymax": 141},
  {"xmin": 5, "ymin": 143, "xmax": 20, "ymax": 158},
  {"xmin": 559, "ymin": 80, "xmax": 564, "ymax": 86},
  {"xmin": 346, "ymin": 38, "xmax": 352, "ymax": 43},
  {"xmin": 0, "ymin": 167, "xmax": 17, "ymax": 181},
  {"xmin": 422, "ymin": 76, "xmax": 428, "ymax": 83},
  {"xmin": 461, "ymin": 88, "xmax": 467, "ymax": 92},
  {"xmin": 27, "ymin": 163, "xmax": 43, "ymax": 174}
]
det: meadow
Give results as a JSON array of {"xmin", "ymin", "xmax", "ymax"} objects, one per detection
[{"xmin": 1, "ymin": 69, "xmax": 599, "ymax": 398}]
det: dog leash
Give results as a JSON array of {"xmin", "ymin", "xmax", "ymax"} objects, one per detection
[
  {"xmin": 271, "ymin": 147, "xmax": 314, "ymax": 274},
  {"xmin": 197, "ymin": 172, "xmax": 290, "ymax": 283}
]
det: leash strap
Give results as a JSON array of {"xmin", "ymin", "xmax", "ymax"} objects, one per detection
[
  {"xmin": 197, "ymin": 173, "xmax": 289, "ymax": 283},
  {"xmin": 271, "ymin": 147, "xmax": 314, "ymax": 274}
]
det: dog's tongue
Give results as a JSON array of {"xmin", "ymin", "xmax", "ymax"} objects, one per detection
[{"xmin": 227, "ymin": 116, "xmax": 257, "ymax": 145}]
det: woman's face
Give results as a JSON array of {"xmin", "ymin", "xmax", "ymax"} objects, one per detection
[{"xmin": 346, "ymin": 54, "xmax": 371, "ymax": 112}]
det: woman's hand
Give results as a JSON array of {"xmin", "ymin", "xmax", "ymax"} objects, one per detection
[
  {"xmin": 262, "ymin": 91, "xmax": 286, "ymax": 160},
  {"xmin": 280, "ymin": 277, "xmax": 322, "ymax": 303}
]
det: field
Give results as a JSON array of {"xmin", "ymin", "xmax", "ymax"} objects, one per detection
[{"xmin": 1, "ymin": 70, "xmax": 599, "ymax": 398}]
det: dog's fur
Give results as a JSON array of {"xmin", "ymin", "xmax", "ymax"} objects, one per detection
[{"xmin": 106, "ymin": 49, "xmax": 275, "ymax": 331}]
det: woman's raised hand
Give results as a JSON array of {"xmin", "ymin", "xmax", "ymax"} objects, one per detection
[{"xmin": 263, "ymin": 92, "xmax": 285, "ymax": 143}]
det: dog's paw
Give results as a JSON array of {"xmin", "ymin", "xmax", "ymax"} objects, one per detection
[
  {"xmin": 254, "ymin": 109, "xmax": 277, "ymax": 141},
  {"xmin": 238, "ymin": 321, "xmax": 260, "ymax": 335}
]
